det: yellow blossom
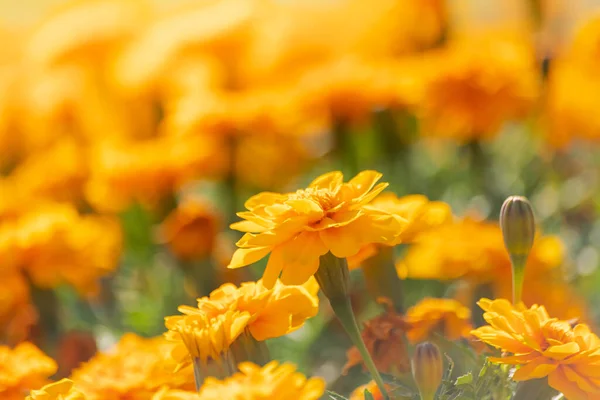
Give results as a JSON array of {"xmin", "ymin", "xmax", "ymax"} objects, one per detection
[
  {"xmin": 26, "ymin": 379, "xmax": 85, "ymax": 400},
  {"xmin": 349, "ymin": 380, "xmax": 391, "ymax": 400},
  {"xmin": 197, "ymin": 361, "xmax": 325, "ymax": 400},
  {"xmin": 0, "ymin": 202, "xmax": 122, "ymax": 295},
  {"xmin": 0, "ymin": 342, "xmax": 57, "ymax": 400},
  {"xmin": 405, "ymin": 298, "xmax": 473, "ymax": 343},
  {"xmin": 472, "ymin": 298, "xmax": 600, "ymax": 399},
  {"xmin": 85, "ymin": 135, "xmax": 226, "ymax": 213},
  {"xmin": 417, "ymin": 33, "xmax": 538, "ymax": 141},
  {"xmin": 228, "ymin": 170, "xmax": 405, "ymax": 287},
  {"xmin": 70, "ymin": 333, "xmax": 194, "ymax": 400},
  {"xmin": 156, "ymin": 196, "xmax": 221, "ymax": 261},
  {"xmin": 165, "ymin": 279, "xmax": 318, "ymax": 370}
]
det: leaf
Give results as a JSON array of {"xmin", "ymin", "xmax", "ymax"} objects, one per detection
[
  {"xmin": 364, "ymin": 389, "xmax": 375, "ymax": 400},
  {"xmin": 455, "ymin": 373, "xmax": 473, "ymax": 386},
  {"xmin": 326, "ymin": 390, "xmax": 349, "ymax": 400}
]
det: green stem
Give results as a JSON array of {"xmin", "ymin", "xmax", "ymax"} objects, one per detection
[
  {"xmin": 510, "ymin": 254, "xmax": 528, "ymax": 304},
  {"xmin": 330, "ymin": 298, "xmax": 389, "ymax": 400}
]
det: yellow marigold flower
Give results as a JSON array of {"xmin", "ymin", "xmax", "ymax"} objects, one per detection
[
  {"xmin": 228, "ymin": 170, "xmax": 405, "ymax": 287},
  {"xmin": 471, "ymin": 298, "xmax": 600, "ymax": 399},
  {"xmin": 418, "ymin": 33, "xmax": 538, "ymax": 141},
  {"xmin": 197, "ymin": 361, "xmax": 325, "ymax": 400},
  {"xmin": 71, "ymin": 333, "xmax": 194, "ymax": 400},
  {"xmin": 156, "ymin": 196, "xmax": 221, "ymax": 261},
  {"xmin": 348, "ymin": 193, "xmax": 452, "ymax": 269},
  {"xmin": 26, "ymin": 379, "xmax": 85, "ymax": 400},
  {"xmin": 397, "ymin": 219, "xmax": 567, "ymax": 312},
  {"xmin": 349, "ymin": 380, "xmax": 391, "ymax": 400},
  {"xmin": 4, "ymin": 139, "xmax": 87, "ymax": 204},
  {"xmin": 165, "ymin": 279, "xmax": 318, "ymax": 370},
  {"xmin": 0, "ymin": 342, "xmax": 57, "ymax": 400},
  {"xmin": 0, "ymin": 270, "xmax": 37, "ymax": 345},
  {"xmin": 85, "ymin": 135, "xmax": 226, "ymax": 213},
  {"xmin": 0, "ymin": 202, "xmax": 121, "ymax": 295},
  {"xmin": 405, "ymin": 298, "xmax": 472, "ymax": 343}
]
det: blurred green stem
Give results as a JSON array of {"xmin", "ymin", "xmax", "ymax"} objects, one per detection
[
  {"xmin": 30, "ymin": 284, "xmax": 61, "ymax": 356},
  {"xmin": 333, "ymin": 119, "xmax": 359, "ymax": 176}
]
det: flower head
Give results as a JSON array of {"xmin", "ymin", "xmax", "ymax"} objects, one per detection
[
  {"xmin": 26, "ymin": 379, "xmax": 85, "ymax": 400},
  {"xmin": 165, "ymin": 279, "xmax": 318, "ymax": 370},
  {"xmin": 349, "ymin": 380, "xmax": 392, "ymax": 400},
  {"xmin": 405, "ymin": 298, "xmax": 473, "ymax": 343},
  {"xmin": 156, "ymin": 196, "xmax": 221, "ymax": 261},
  {"xmin": 228, "ymin": 170, "xmax": 405, "ymax": 287},
  {"xmin": 412, "ymin": 342, "xmax": 444, "ymax": 400},
  {"xmin": 197, "ymin": 361, "xmax": 325, "ymax": 400},
  {"xmin": 0, "ymin": 342, "xmax": 57, "ymax": 400},
  {"xmin": 70, "ymin": 334, "xmax": 194, "ymax": 400},
  {"xmin": 471, "ymin": 298, "xmax": 600, "ymax": 399},
  {"xmin": 0, "ymin": 270, "xmax": 36, "ymax": 345}
]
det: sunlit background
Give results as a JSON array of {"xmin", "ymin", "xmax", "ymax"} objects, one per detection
[{"xmin": 3, "ymin": 0, "xmax": 600, "ymax": 398}]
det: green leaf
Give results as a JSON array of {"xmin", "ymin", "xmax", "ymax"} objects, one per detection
[
  {"xmin": 455, "ymin": 373, "xmax": 473, "ymax": 386},
  {"xmin": 364, "ymin": 389, "xmax": 376, "ymax": 400},
  {"xmin": 326, "ymin": 390, "xmax": 349, "ymax": 400}
]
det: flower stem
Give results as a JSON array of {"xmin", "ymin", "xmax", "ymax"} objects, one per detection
[
  {"xmin": 330, "ymin": 297, "xmax": 389, "ymax": 399},
  {"xmin": 510, "ymin": 254, "xmax": 527, "ymax": 304}
]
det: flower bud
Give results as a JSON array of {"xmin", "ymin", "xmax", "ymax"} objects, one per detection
[
  {"xmin": 499, "ymin": 196, "xmax": 535, "ymax": 258},
  {"xmin": 412, "ymin": 342, "xmax": 443, "ymax": 400}
]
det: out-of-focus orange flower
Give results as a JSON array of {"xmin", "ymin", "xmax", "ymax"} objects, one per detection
[
  {"xmin": 472, "ymin": 298, "xmax": 600, "ymax": 399},
  {"xmin": 156, "ymin": 196, "xmax": 221, "ymax": 261},
  {"xmin": 344, "ymin": 300, "xmax": 410, "ymax": 375},
  {"xmin": 0, "ymin": 342, "xmax": 57, "ymax": 400},
  {"xmin": 228, "ymin": 170, "xmax": 405, "ymax": 288},
  {"xmin": 165, "ymin": 278, "xmax": 318, "ymax": 371},
  {"xmin": 0, "ymin": 202, "xmax": 122, "ymax": 295},
  {"xmin": 0, "ymin": 270, "xmax": 37, "ymax": 345},
  {"xmin": 348, "ymin": 193, "xmax": 452, "ymax": 269},
  {"xmin": 151, "ymin": 388, "xmax": 198, "ymax": 400},
  {"xmin": 417, "ymin": 33, "xmax": 539, "ymax": 141},
  {"xmin": 85, "ymin": 135, "xmax": 226, "ymax": 213},
  {"xmin": 70, "ymin": 333, "xmax": 194, "ymax": 400},
  {"xmin": 405, "ymin": 298, "xmax": 472, "ymax": 343},
  {"xmin": 197, "ymin": 361, "xmax": 325, "ymax": 400},
  {"xmin": 349, "ymin": 380, "xmax": 393, "ymax": 400},
  {"xmin": 2, "ymin": 139, "xmax": 87, "ymax": 204},
  {"xmin": 56, "ymin": 331, "xmax": 98, "ymax": 378},
  {"xmin": 26, "ymin": 379, "xmax": 86, "ymax": 400}
]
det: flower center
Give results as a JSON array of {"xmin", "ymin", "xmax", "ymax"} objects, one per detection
[{"xmin": 289, "ymin": 188, "xmax": 337, "ymax": 211}]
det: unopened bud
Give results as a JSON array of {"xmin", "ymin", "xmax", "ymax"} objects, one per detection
[
  {"xmin": 412, "ymin": 342, "xmax": 443, "ymax": 400},
  {"xmin": 499, "ymin": 196, "xmax": 535, "ymax": 258}
]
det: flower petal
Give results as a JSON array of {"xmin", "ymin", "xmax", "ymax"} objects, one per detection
[{"xmin": 228, "ymin": 246, "xmax": 271, "ymax": 269}]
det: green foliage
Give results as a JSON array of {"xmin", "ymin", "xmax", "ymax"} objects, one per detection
[{"xmin": 437, "ymin": 359, "xmax": 513, "ymax": 400}]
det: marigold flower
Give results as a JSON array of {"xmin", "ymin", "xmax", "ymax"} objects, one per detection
[
  {"xmin": 417, "ymin": 33, "xmax": 538, "ymax": 141},
  {"xmin": 0, "ymin": 270, "xmax": 37, "ymax": 345},
  {"xmin": 412, "ymin": 342, "xmax": 443, "ymax": 400},
  {"xmin": 26, "ymin": 379, "xmax": 85, "ymax": 400},
  {"xmin": 197, "ymin": 361, "xmax": 325, "ymax": 400},
  {"xmin": 85, "ymin": 135, "xmax": 226, "ymax": 213},
  {"xmin": 228, "ymin": 170, "xmax": 405, "ymax": 287},
  {"xmin": 165, "ymin": 279, "xmax": 318, "ymax": 371},
  {"xmin": 70, "ymin": 333, "xmax": 194, "ymax": 400},
  {"xmin": 156, "ymin": 196, "xmax": 221, "ymax": 261},
  {"xmin": 0, "ymin": 342, "xmax": 57, "ymax": 400},
  {"xmin": 348, "ymin": 193, "xmax": 452, "ymax": 269},
  {"xmin": 0, "ymin": 202, "xmax": 122, "ymax": 295},
  {"xmin": 405, "ymin": 298, "xmax": 473, "ymax": 343},
  {"xmin": 344, "ymin": 301, "xmax": 411, "ymax": 375},
  {"xmin": 396, "ymin": 218, "xmax": 574, "ymax": 317},
  {"xmin": 349, "ymin": 380, "xmax": 392, "ymax": 400},
  {"xmin": 471, "ymin": 298, "xmax": 600, "ymax": 399}
]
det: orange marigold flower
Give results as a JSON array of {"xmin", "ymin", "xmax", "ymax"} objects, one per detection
[
  {"xmin": 0, "ymin": 202, "xmax": 122, "ymax": 295},
  {"xmin": 348, "ymin": 193, "xmax": 452, "ymax": 269},
  {"xmin": 0, "ymin": 342, "xmax": 57, "ymax": 400},
  {"xmin": 70, "ymin": 333, "xmax": 194, "ymax": 400},
  {"xmin": 165, "ymin": 279, "xmax": 318, "ymax": 370},
  {"xmin": 417, "ymin": 33, "xmax": 538, "ymax": 141},
  {"xmin": 405, "ymin": 298, "xmax": 473, "ymax": 343},
  {"xmin": 0, "ymin": 270, "xmax": 37, "ymax": 345},
  {"xmin": 228, "ymin": 170, "xmax": 405, "ymax": 287},
  {"xmin": 197, "ymin": 361, "xmax": 325, "ymax": 400},
  {"xmin": 156, "ymin": 196, "xmax": 221, "ymax": 261},
  {"xmin": 85, "ymin": 135, "xmax": 226, "ymax": 213},
  {"xmin": 471, "ymin": 298, "xmax": 600, "ymax": 399},
  {"xmin": 349, "ymin": 380, "xmax": 392, "ymax": 400},
  {"xmin": 26, "ymin": 379, "xmax": 85, "ymax": 400},
  {"xmin": 344, "ymin": 301, "xmax": 410, "ymax": 375}
]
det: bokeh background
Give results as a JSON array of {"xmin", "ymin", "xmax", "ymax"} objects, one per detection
[{"xmin": 3, "ymin": 0, "xmax": 600, "ymax": 394}]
